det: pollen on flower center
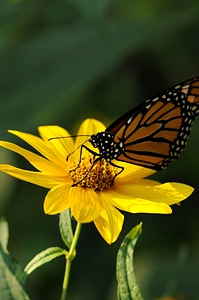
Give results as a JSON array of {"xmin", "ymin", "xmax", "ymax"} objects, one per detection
[{"xmin": 68, "ymin": 157, "xmax": 118, "ymax": 191}]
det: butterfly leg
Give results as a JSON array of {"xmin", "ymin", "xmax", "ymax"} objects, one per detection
[
  {"xmin": 108, "ymin": 161, "xmax": 124, "ymax": 185},
  {"xmin": 68, "ymin": 144, "xmax": 124, "ymax": 186},
  {"xmin": 68, "ymin": 144, "xmax": 99, "ymax": 172},
  {"xmin": 71, "ymin": 156, "xmax": 101, "ymax": 187},
  {"xmin": 68, "ymin": 144, "xmax": 100, "ymax": 186}
]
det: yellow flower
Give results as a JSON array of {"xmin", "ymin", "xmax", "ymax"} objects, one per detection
[{"xmin": 0, "ymin": 119, "xmax": 194, "ymax": 244}]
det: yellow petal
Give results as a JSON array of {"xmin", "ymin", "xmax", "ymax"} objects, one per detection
[
  {"xmin": 112, "ymin": 197, "xmax": 172, "ymax": 214},
  {"xmin": 38, "ymin": 126, "xmax": 75, "ymax": 159},
  {"xmin": 75, "ymin": 118, "xmax": 106, "ymax": 149},
  {"xmin": 116, "ymin": 163, "xmax": 156, "ymax": 181},
  {"xmin": 94, "ymin": 193, "xmax": 124, "ymax": 244},
  {"xmin": 69, "ymin": 188, "xmax": 102, "ymax": 223},
  {"xmin": 44, "ymin": 184, "xmax": 71, "ymax": 214},
  {"xmin": 8, "ymin": 129, "xmax": 71, "ymax": 165},
  {"xmin": 152, "ymin": 182, "xmax": 194, "ymax": 205},
  {"xmin": 111, "ymin": 181, "xmax": 194, "ymax": 205},
  {"xmin": 0, "ymin": 164, "xmax": 66, "ymax": 188},
  {"xmin": 8, "ymin": 130, "xmax": 59, "ymax": 162},
  {"xmin": 103, "ymin": 188, "xmax": 172, "ymax": 214},
  {"xmin": 0, "ymin": 141, "xmax": 65, "ymax": 175}
]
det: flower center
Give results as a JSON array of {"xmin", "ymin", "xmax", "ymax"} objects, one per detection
[{"xmin": 69, "ymin": 157, "xmax": 118, "ymax": 191}]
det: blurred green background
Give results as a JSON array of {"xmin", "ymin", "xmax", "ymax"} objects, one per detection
[{"xmin": 0, "ymin": 0, "xmax": 199, "ymax": 299}]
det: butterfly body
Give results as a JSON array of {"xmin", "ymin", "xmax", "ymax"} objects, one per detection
[
  {"xmin": 89, "ymin": 76, "xmax": 199, "ymax": 172},
  {"xmin": 89, "ymin": 132, "xmax": 124, "ymax": 161}
]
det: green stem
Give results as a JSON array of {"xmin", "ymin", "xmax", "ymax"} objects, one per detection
[{"xmin": 60, "ymin": 222, "xmax": 82, "ymax": 300}]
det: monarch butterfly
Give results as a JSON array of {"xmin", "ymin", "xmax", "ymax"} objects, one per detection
[{"xmin": 70, "ymin": 76, "xmax": 199, "ymax": 183}]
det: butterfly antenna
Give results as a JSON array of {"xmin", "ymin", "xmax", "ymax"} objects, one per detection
[
  {"xmin": 48, "ymin": 134, "xmax": 91, "ymax": 141},
  {"xmin": 48, "ymin": 135, "xmax": 91, "ymax": 160}
]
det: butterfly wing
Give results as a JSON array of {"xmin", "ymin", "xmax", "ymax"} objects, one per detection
[{"xmin": 106, "ymin": 76, "xmax": 199, "ymax": 170}]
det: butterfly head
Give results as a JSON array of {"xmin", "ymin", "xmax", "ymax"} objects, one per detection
[{"xmin": 89, "ymin": 132, "xmax": 123, "ymax": 161}]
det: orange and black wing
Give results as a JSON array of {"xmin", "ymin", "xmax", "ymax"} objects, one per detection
[{"xmin": 106, "ymin": 76, "xmax": 199, "ymax": 170}]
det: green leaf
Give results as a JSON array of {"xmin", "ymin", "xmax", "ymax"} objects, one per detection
[
  {"xmin": 0, "ymin": 217, "xmax": 9, "ymax": 252},
  {"xmin": 0, "ymin": 219, "xmax": 31, "ymax": 300},
  {"xmin": 24, "ymin": 246, "xmax": 66, "ymax": 276},
  {"xmin": 59, "ymin": 209, "xmax": 73, "ymax": 249},
  {"xmin": 116, "ymin": 223, "xmax": 143, "ymax": 300}
]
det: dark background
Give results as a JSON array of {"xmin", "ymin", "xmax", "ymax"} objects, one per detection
[{"xmin": 0, "ymin": 0, "xmax": 199, "ymax": 299}]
